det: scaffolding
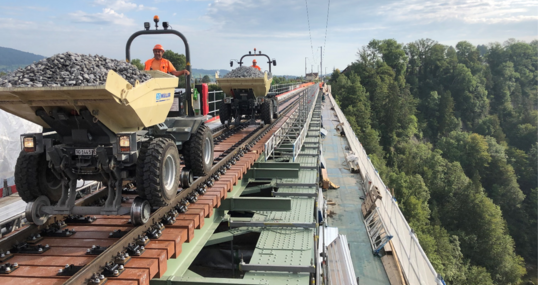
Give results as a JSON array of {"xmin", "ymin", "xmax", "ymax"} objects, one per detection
[{"xmin": 264, "ymin": 85, "xmax": 318, "ymax": 162}]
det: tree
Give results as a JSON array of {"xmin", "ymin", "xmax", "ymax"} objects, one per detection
[
  {"xmin": 201, "ymin": 75, "xmax": 211, "ymax": 83},
  {"xmin": 389, "ymin": 172, "xmax": 430, "ymax": 228},
  {"xmin": 163, "ymin": 50, "xmax": 186, "ymax": 70},
  {"xmin": 131, "ymin": 59, "xmax": 143, "ymax": 70},
  {"xmin": 450, "ymin": 63, "xmax": 489, "ymax": 128},
  {"xmin": 475, "ymin": 115, "xmax": 506, "ymax": 143},
  {"xmin": 163, "ymin": 50, "xmax": 187, "ymax": 87},
  {"xmin": 331, "ymin": 38, "xmax": 533, "ymax": 284},
  {"xmin": 438, "ymin": 91, "xmax": 460, "ymax": 136}
]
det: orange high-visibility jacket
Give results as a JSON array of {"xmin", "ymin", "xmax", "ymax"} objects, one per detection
[
  {"xmin": 251, "ymin": 65, "xmax": 261, "ymax": 71},
  {"xmin": 144, "ymin": 58, "xmax": 177, "ymax": 73}
]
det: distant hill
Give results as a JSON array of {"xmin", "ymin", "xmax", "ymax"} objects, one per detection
[
  {"xmin": 191, "ymin": 68, "xmax": 230, "ymax": 82},
  {"xmin": 0, "ymin": 48, "xmax": 300, "ymax": 79},
  {"xmin": 191, "ymin": 69, "xmax": 300, "ymax": 82},
  {"xmin": 0, "ymin": 46, "xmax": 45, "ymax": 72}
]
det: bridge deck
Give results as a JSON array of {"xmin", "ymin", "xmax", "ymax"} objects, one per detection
[{"xmin": 321, "ymin": 95, "xmax": 390, "ymax": 284}]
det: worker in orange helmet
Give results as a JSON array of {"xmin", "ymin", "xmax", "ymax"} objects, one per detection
[
  {"xmin": 251, "ymin": 59, "xmax": 261, "ymax": 71},
  {"xmin": 144, "ymin": 44, "xmax": 190, "ymax": 77}
]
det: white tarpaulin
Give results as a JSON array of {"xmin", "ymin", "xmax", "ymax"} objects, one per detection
[{"xmin": 0, "ymin": 110, "xmax": 42, "ymax": 185}]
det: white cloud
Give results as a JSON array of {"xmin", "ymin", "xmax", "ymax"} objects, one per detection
[
  {"xmin": 0, "ymin": 18, "xmax": 36, "ymax": 30},
  {"xmin": 379, "ymin": 0, "xmax": 538, "ymax": 24},
  {"xmin": 138, "ymin": 5, "xmax": 157, "ymax": 11},
  {"xmin": 69, "ymin": 8, "xmax": 135, "ymax": 26},
  {"xmin": 94, "ymin": 0, "xmax": 157, "ymax": 11}
]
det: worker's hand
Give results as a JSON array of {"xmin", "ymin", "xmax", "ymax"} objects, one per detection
[{"xmin": 182, "ymin": 69, "xmax": 190, "ymax": 76}]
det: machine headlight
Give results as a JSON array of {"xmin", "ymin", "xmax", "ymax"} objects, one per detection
[
  {"xmin": 23, "ymin": 137, "xmax": 35, "ymax": 152},
  {"xmin": 119, "ymin": 136, "xmax": 130, "ymax": 152}
]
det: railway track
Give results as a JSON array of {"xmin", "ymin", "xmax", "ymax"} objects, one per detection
[{"xmin": 0, "ymin": 84, "xmax": 318, "ymax": 285}]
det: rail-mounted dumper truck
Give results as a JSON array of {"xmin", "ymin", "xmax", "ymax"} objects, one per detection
[
  {"xmin": 216, "ymin": 49, "xmax": 277, "ymax": 126},
  {"xmin": 0, "ymin": 17, "xmax": 213, "ymax": 226}
]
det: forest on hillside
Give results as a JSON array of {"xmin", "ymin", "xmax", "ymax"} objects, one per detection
[{"xmin": 329, "ymin": 39, "xmax": 537, "ymax": 285}]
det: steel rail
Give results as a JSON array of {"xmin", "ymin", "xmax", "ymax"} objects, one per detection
[
  {"xmin": 0, "ymin": 85, "xmax": 308, "ymax": 255},
  {"xmin": 64, "ymin": 85, "xmax": 316, "ymax": 284},
  {"xmin": 0, "ymin": 124, "xmax": 242, "ymax": 254}
]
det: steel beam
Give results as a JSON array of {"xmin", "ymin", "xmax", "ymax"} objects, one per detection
[
  {"xmin": 205, "ymin": 229, "xmax": 256, "ymax": 246},
  {"xmin": 158, "ymin": 211, "xmax": 225, "ymax": 279},
  {"xmin": 241, "ymin": 184, "xmax": 273, "ymax": 195},
  {"xmin": 239, "ymin": 262, "xmax": 316, "ymax": 273},
  {"xmin": 253, "ymin": 162, "xmax": 300, "ymax": 169},
  {"xmin": 248, "ymin": 168, "xmax": 299, "ymax": 179},
  {"xmin": 299, "ymin": 165, "xmax": 318, "ymax": 169},
  {"xmin": 229, "ymin": 221, "xmax": 316, "ymax": 228},
  {"xmin": 220, "ymin": 197, "xmax": 291, "ymax": 212},
  {"xmin": 273, "ymin": 192, "xmax": 317, "ymax": 198},
  {"xmin": 276, "ymin": 183, "xmax": 317, "ymax": 188},
  {"xmin": 151, "ymin": 276, "xmax": 267, "ymax": 285}
]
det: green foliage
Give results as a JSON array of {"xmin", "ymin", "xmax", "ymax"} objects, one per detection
[
  {"xmin": 475, "ymin": 115, "xmax": 506, "ymax": 143},
  {"xmin": 201, "ymin": 75, "xmax": 211, "ymax": 83},
  {"xmin": 208, "ymin": 84, "xmax": 222, "ymax": 92},
  {"xmin": 163, "ymin": 50, "xmax": 186, "ymax": 70},
  {"xmin": 0, "ymin": 71, "xmax": 6, "ymax": 77},
  {"xmin": 388, "ymin": 172, "xmax": 430, "ymax": 227},
  {"xmin": 330, "ymin": 37, "xmax": 535, "ymax": 284},
  {"xmin": 163, "ymin": 50, "xmax": 187, "ymax": 87},
  {"xmin": 130, "ymin": 59, "xmax": 143, "ymax": 70}
]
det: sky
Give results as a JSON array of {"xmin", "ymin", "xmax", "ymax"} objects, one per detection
[{"xmin": 1, "ymin": 0, "xmax": 537, "ymax": 76}]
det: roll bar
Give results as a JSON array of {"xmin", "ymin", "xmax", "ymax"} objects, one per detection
[
  {"xmin": 126, "ymin": 25, "xmax": 194, "ymax": 117},
  {"xmin": 231, "ymin": 51, "xmax": 276, "ymax": 73}
]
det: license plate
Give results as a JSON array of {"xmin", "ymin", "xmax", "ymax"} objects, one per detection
[{"xmin": 75, "ymin": 149, "xmax": 95, "ymax": 156}]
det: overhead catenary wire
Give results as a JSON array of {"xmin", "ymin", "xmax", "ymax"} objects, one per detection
[
  {"xmin": 323, "ymin": 0, "xmax": 331, "ymax": 60},
  {"xmin": 304, "ymin": 0, "xmax": 317, "ymax": 65}
]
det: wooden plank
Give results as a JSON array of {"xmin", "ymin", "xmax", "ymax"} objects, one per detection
[
  {"xmin": 137, "ymin": 249, "xmax": 167, "ymax": 278},
  {"xmin": 108, "ymin": 268, "xmax": 150, "ymax": 285}
]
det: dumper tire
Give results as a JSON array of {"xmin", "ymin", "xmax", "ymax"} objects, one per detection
[
  {"xmin": 219, "ymin": 102, "xmax": 230, "ymax": 125},
  {"xmin": 134, "ymin": 141, "xmax": 151, "ymax": 198},
  {"xmin": 272, "ymin": 99, "xmax": 279, "ymax": 119},
  {"xmin": 261, "ymin": 100, "xmax": 273, "ymax": 124},
  {"xmin": 138, "ymin": 138, "xmax": 180, "ymax": 207},
  {"xmin": 183, "ymin": 124, "xmax": 213, "ymax": 177},
  {"xmin": 15, "ymin": 152, "xmax": 62, "ymax": 203}
]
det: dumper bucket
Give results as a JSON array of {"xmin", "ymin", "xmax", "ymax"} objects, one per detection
[
  {"xmin": 0, "ymin": 70, "xmax": 178, "ymax": 133},
  {"xmin": 216, "ymin": 72, "xmax": 273, "ymax": 98}
]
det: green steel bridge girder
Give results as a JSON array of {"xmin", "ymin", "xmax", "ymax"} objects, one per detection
[
  {"xmin": 152, "ymin": 276, "xmax": 269, "ymax": 285},
  {"xmin": 243, "ymin": 165, "xmax": 300, "ymax": 181},
  {"xmin": 205, "ymin": 228, "xmax": 259, "ymax": 246},
  {"xmin": 220, "ymin": 197, "xmax": 292, "ymax": 212}
]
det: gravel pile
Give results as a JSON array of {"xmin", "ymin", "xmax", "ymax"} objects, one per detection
[
  {"xmin": 0, "ymin": 52, "xmax": 151, "ymax": 88},
  {"xmin": 223, "ymin": 66, "xmax": 272, "ymax": 79}
]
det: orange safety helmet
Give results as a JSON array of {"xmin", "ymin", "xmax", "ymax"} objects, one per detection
[
  {"xmin": 252, "ymin": 59, "xmax": 257, "ymax": 63},
  {"xmin": 153, "ymin": 44, "xmax": 164, "ymax": 51}
]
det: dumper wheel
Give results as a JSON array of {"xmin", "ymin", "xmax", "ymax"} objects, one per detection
[
  {"xmin": 261, "ymin": 100, "xmax": 273, "ymax": 124},
  {"xmin": 219, "ymin": 102, "xmax": 231, "ymax": 125},
  {"xmin": 15, "ymin": 152, "xmax": 62, "ymax": 203},
  {"xmin": 183, "ymin": 124, "xmax": 214, "ymax": 177},
  {"xmin": 25, "ymin": 195, "xmax": 51, "ymax": 225},
  {"xmin": 272, "ymin": 100, "xmax": 279, "ymax": 119},
  {"xmin": 138, "ymin": 138, "xmax": 180, "ymax": 207},
  {"xmin": 135, "ymin": 141, "xmax": 151, "ymax": 198}
]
